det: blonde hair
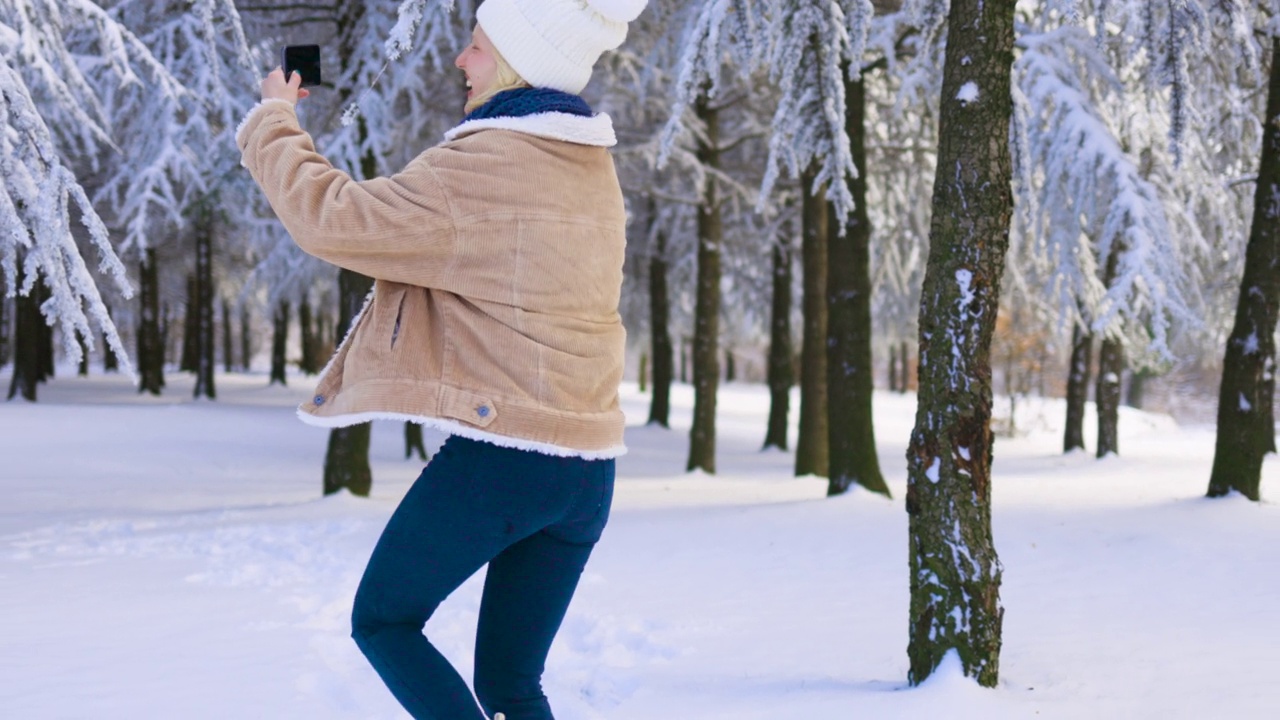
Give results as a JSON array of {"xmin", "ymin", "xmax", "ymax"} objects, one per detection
[{"xmin": 464, "ymin": 40, "xmax": 529, "ymax": 113}]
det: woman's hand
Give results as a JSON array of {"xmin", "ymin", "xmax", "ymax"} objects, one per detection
[{"xmin": 261, "ymin": 67, "xmax": 311, "ymax": 104}]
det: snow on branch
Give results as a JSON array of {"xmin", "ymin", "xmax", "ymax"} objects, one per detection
[
  {"xmin": 1, "ymin": 62, "xmax": 132, "ymax": 372},
  {"xmin": 342, "ymin": 0, "xmax": 473, "ymax": 125},
  {"xmin": 657, "ymin": 0, "xmax": 760, "ymax": 166},
  {"xmin": 1017, "ymin": 26, "xmax": 1198, "ymax": 358},
  {"xmin": 758, "ymin": 0, "xmax": 864, "ymax": 223}
]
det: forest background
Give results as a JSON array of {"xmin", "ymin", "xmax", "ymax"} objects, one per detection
[{"xmin": 2, "ymin": 0, "xmax": 1278, "ymax": 690}]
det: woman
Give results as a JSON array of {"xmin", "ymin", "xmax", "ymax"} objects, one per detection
[{"xmin": 236, "ymin": 1, "xmax": 646, "ymax": 718}]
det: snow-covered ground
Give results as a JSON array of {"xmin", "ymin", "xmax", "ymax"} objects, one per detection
[{"xmin": 2, "ymin": 370, "xmax": 1277, "ymax": 719}]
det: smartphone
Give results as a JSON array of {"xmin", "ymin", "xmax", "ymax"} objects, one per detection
[{"xmin": 281, "ymin": 45, "xmax": 322, "ymax": 88}]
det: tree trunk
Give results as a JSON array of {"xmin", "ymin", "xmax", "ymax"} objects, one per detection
[
  {"xmin": 193, "ymin": 208, "xmax": 216, "ymax": 400},
  {"xmin": 0, "ymin": 277, "xmax": 9, "ymax": 368},
  {"xmin": 180, "ymin": 274, "xmax": 197, "ymax": 373},
  {"xmin": 1063, "ymin": 323, "xmax": 1092, "ymax": 453},
  {"xmin": 795, "ymin": 165, "xmax": 829, "ymax": 478},
  {"xmin": 404, "ymin": 422, "xmax": 428, "ymax": 461},
  {"xmin": 77, "ymin": 334, "xmax": 89, "ymax": 376},
  {"xmin": 1208, "ymin": 37, "xmax": 1280, "ymax": 501},
  {"xmin": 889, "ymin": 344, "xmax": 899, "ymax": 394},
  {"xmin": 7, "ymin": 265, "xmax": 40, "ymax": 401},
  {"xmin": 101, "ymin": 304, "xmax": 120, "ymax": 374},
  {"xmin": 1095, "ymin": 337, "xmax": 1123, "ymax": 457},
  {"xmin": 724, "ymin": 349, "xmax": 735, "ymax": 382},
  {"xmin": 222, "ymin": 299, "xmax": 233, "ymax": 372},
  {"xmin": 900, "ymin": 340, "xmax": 910, "ymax": 392},
  {"xmin": 299, "ymin": 297, "xmax": 319, "ymax": 375},
  {"xmin": 827, "ymin": 71, "xmax": 888, "ymax": 497},
  {"xmin": 763, "ymin": 233, "xmax": 794, "ymax": 451},
  {"xmin": 686, "ymin": 94, "xmax": 722, "ymax": 474},
  {"xmin": 905, "ymin": 0, "xmax": 1014, "ymax": 687},
  {"xmin": 270, "ymin": 300, "xmax": 290, "ymax": 386},
  {"xmin": 324, "ymin": 268, "xmax": 375, "ymax": 497},
  {"xmin": 103, "ymin": 330, "xmax": 120, "ymax": 373},
  {"xmin": 1094, "ymin": 249, "xmax": 1122, "ymax": 458},
  {"xmin": 36, "ymin": 280, "xmax": 53, "ymax": 382},
  {"xmin": 1125, "ymin": 368, "xmax": 1149, "ymax": 409},
  {"xmin": 240, "ymin": 304, "xmax": 252, "ymax": 371},
  {"xmin": 680, "ymin": 337, "xmax": 688, "ymax": 383},
  {"xmin": 648, "ymin": 223, "xmax": 673, "ymax": 427}
]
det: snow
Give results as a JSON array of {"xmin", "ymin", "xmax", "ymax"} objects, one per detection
[
  {"xmin": 956, "ymin": 81, "xmax": 980, "ymax": 104},
  {"xmin": 3, "ymin": 370, "xmax": 1279, "ymax": 718}
]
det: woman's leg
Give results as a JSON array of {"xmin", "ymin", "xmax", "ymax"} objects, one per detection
[
  {"xmin": 350, "ymin": 438, "xmax": 585, "ymax": 720},
  {"xmin": 473, "ymin": 458, "xmax": 614, "ymax": 720}
]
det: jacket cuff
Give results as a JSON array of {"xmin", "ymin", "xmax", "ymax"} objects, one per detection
[{"xmin": 235, "ymin": 99, "xmax": 297, "ymax": 161}]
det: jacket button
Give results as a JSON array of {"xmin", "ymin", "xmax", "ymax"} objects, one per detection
[
  {"xmin": 476, "ymin": 405, "xmax": 490, "ymax": 418},
  {"xmin": 314, "ymin": 395, "xmax": 325, "ymax": 406}
]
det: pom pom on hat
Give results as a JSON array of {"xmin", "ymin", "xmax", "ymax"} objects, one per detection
[{"xmin": 478, "ymin": 0, "xmax": 648, "ymax": 95}]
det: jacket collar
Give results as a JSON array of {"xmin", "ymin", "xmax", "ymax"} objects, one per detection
[{"xmin": 443, "ymin": 111, "xmax": 617, "ymax": 148}]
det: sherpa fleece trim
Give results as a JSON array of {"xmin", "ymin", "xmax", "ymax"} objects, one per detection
[
  {"xmin": 295, "ymin": 408, "xmax": 628, "ymax": 461},
  {"xmin": 235, "ymin": 99, "xmax": 295, "ymax": 162},
  {"xmin": 444, "ymin": 111, "xmax": 617, "ymax": 147}
]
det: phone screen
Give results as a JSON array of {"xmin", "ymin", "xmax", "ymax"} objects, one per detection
[{"xmin": 281, "ymin": 45, "xmax": 322, "ymax": 88}]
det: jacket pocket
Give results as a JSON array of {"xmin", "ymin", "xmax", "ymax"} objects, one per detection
[{"xmin": 390, "ymin": 291, "xmax": 407, "ymax": 349}]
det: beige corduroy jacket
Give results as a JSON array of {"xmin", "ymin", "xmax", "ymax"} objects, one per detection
[{"xmin": 236, "ymin": 99, "xmax": 628, "ymax": 459}]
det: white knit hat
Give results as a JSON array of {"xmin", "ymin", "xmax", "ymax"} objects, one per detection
[{"xmin": 476, "ymin": 0, "xmax": 648, "ymax": 95}]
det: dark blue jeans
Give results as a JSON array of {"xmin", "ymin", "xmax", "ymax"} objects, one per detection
[{"xmin": 351, "ymin": 436, "xmax": 614, "ymax": 720}]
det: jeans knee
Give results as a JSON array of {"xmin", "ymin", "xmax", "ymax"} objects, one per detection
[{"xmin": 474, "ymin": 667, "xmax": 548, "ymax": 719}]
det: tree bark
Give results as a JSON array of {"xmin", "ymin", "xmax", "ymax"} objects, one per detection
[
  {"xmin": 827, "ymin": 71, "xmax": 888, "ymax": 497},
  {"xmin": 680, "ymin": 337, "xmax": 688, "ymax": 384},
  {"xmin": 7, "ymin": 264, "xmax": 40, "ymax": 401},
  {"xmin": 36, "ymin": 280, "xmax": 53, "ymax": 382},
  {"xmin": 889, "ymin": 343, "xmax": 899, "ymax": 394},
  {"xmin": 795, "ymin": 165, "xmax": 829, "ymax": 478},
  {"xmin": 1095, "ymin": 336, "xmax": 1123, "ymax": 457},
  {"xmin": 648, "ymin": 221, "xmax": 673, "ymax": 427},
  {"xmin": 1208, "ymin": 36, "xmax": 1280, "ymax": 501},
  {"xmin": 77, "ymin": 334, "xmax": 89, "ymax": 376},
  {"xmin": 687, "ymin": 94, "xmax": 722, "ymax": 474},
  {"xmin": 299, "ymin": 297, "xmax": 320, "ymax": 375},
  {"xmin": 180, "ymin": 274, "xmax": 197, "ymax": 373},
  {"xmin": 270, "ymin": 300, "xmax": 290, "ymax": 386},
  {"xmin": 101, "ymin": 305, "xmax": 119, "ymax": 374},
  {"xmin": 0, "ymin": 277, "xmax": 9, "ymax": 368},
  {"xmin": 1063, "ymin": 323, "xmax": 1092, "ymax": 452},
  {"xmin": 222, "ymin": 299, "xmax": 234, "ymax": 373},
  {"xmin": 240, "ymin": 304, "xmax": 252, "ymax": 371},
  {"xmin": 1125, "ymin": 368, "xmax": 1150, "ymax": 409},
  {"xmin": 905, "ymin": 0, "xmax": 1014, "ymax": 687},
  {"xmin": 763, "ymin": 233, "xmax": 794, "ymax": 451},
  {"xmin": 900, "ymin": 340, "xmax": 910, "ymax": 392},
  {"xmin": 405, "ymin": 422, "xmax": 428, "ymax": 460},
  {"xmin": 324, "ymin": 268, "xmax": 375, "ymax": 497},
  {"xmin": 193, "ymin": 207, "xmax": 216, "ymax": 400},
  {"xmin": 1095, "ymin": 248, "xmax": 1123, "ymax": 458}
]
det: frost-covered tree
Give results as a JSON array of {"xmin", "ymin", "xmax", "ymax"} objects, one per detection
[
  {"xmin": 97, "ymin": 0, "xmax": 260, "ymax": 398},
  {"xmin": 658, "ymin": 0, "xmax": 773, "ymax": 473},
  {"xmin": 1012, "ymin": 0, "xmax": 1267, "ymax": 454},
  {"xmin": 904, "ymin": 0, "xmax": 1015, "ymax": 687},
  {"xmin": 0, "ymin": 0, "xmax": 177, "ymax": 398},
  {"xmin": 662, "ymin": 0, "xmax": 899, "ymax": 485}
]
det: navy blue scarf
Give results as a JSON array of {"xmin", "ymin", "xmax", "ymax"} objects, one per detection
[{"xmin": 463, "ymin": 87, "xmax": 593, "ymax": 123}]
